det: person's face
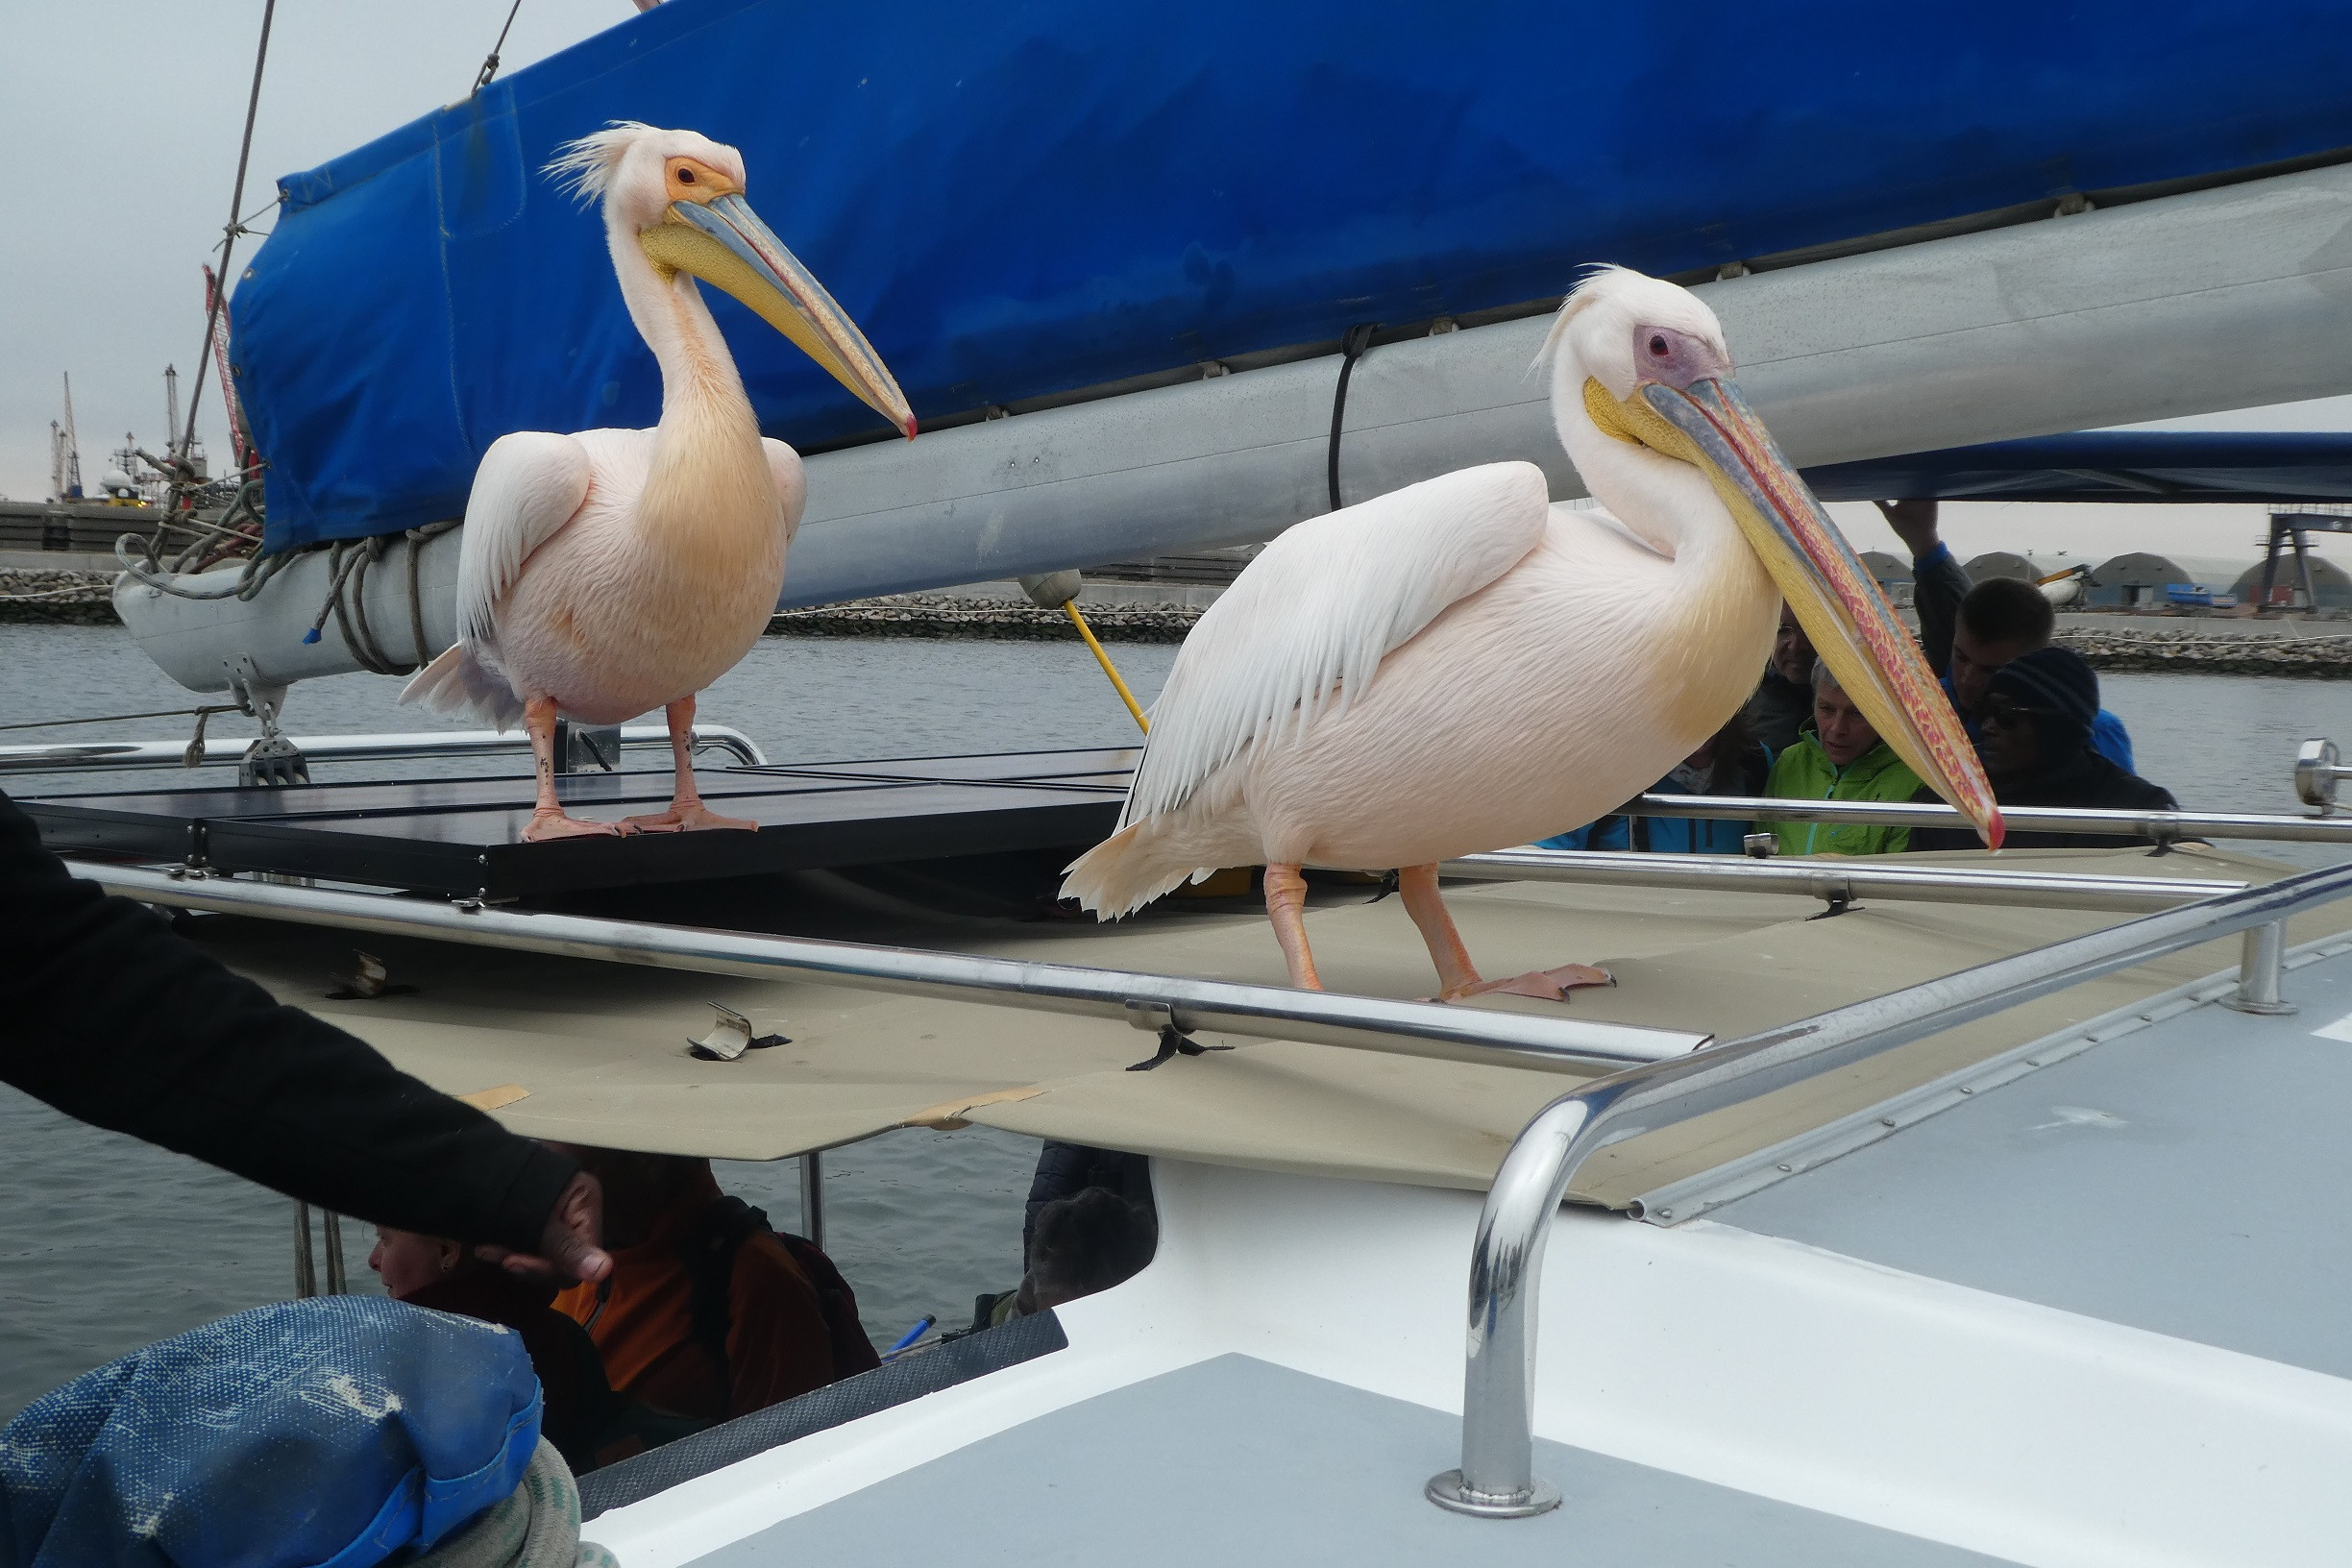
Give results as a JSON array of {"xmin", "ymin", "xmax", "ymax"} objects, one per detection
[
  {"xmin": 1770, "ymin": 603, "xmax": 1815, "ymax": 685},
  {"xmin": 370, "ymin": 1227, "xmax": 463, "ymax": 1298},
  {"xmin": 1813, "ymin": 677, "xmax": 1880, "ymax": 768},
  {"xmin": 1974, "ymin": 693, "xmax": 2050, "ymax": 779},
  {"xmin": 1949, "ymin": 624, "xmax": 2038, "ymax": 716}
]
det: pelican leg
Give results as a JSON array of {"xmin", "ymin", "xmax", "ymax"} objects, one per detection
[
  {"xmin": 624, "ymin": 696, "xmax": 758, "ymax": 833},
  {"xmin": 522, "ymin": 696, "xmax": 625, "ymax": 842},
  {"xmin": 1400, "ymin": 860, "xmax": 1611, "ymax": 1003},
  {"xmin": 1263, "ymin": 863, "xmax": 1323, "ymax": 991},
  {"xmin": 1397, "ymin": 863, "xmax": 1485, "ymax": 1000}
]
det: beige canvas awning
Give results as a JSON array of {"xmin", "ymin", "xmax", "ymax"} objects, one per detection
[{"xmin": 195, "ymin": 844, "xmax": 2340, "ymax": 1206}]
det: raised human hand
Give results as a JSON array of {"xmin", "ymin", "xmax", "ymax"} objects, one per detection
[
  {"xmin": 1874, "ymin": 499, "xmax": 1941, "ymax": 557},
  {"xmin": 475, "ymin": 1169, "xmax": 612, "ymax": 1284}
]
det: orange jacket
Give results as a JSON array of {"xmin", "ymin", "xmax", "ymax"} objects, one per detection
[{"xmin": 555, "ymin": 1166, "xmax": 838, "ymax": 1424}]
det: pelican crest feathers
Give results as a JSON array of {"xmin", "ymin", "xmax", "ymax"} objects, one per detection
[
  {"xmin": 1534, "ymin": 263, "xmax": 1637, "ymax": 370},
  {"xmin": 545, "ymin": 121, "xmax": 656, "ymax": 203}
]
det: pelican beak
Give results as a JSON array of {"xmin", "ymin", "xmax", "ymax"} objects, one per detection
[
  {"xmin": 1600, "ymin": 374, "xmax": 2002, "ymax": 849},
  {"xmin": 641, "ymin": 194, "xmax": 917, "ymax": 439}
]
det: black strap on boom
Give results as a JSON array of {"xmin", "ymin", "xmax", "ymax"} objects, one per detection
[{"xmin": 1327, "ymin": 323, "xmax": 1380, "ymax": 511}]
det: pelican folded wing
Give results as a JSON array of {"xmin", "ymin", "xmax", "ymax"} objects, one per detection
[{"xmin": 1122, "ymin": 461, "xmax": 1550, "ymax": 828}]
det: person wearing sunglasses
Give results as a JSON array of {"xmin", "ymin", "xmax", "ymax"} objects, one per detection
[{"xmin": 1911, "ymin": 646, "xmax": 2176, "ymax": 851}]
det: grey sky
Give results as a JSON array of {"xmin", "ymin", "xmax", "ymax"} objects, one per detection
[
  {"xmin": 2, "ymin": 4, "xmax": 2343, "ymax": 571},
  {"xmin": 0, "ymin": 1, "xmax": 614, "ymax": 499}
]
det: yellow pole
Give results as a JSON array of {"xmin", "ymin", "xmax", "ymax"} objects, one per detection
[{"xmin": 1063, "ymin": 600, "xmax": 1150, "ymax": 732}]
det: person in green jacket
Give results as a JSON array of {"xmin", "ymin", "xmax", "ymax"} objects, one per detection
[{"xmin": 1762, "ymin": 659, "xmax": 1925, "ymax": 855}]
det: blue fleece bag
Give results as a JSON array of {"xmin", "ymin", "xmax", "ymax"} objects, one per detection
[{"xmin": 0, "ymin": 1296, "xmax": 542, "ymax": 1568}]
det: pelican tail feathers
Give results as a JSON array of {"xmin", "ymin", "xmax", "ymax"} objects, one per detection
[
  {"xmin": 1060, "ymin": 819, "xmax": 1229, "ymax": 919},
  {"xmin": 399, "ymin": 643, "xmax": 526, "ymax": 732}
]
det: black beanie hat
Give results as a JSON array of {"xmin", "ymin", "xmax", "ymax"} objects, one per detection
[{"xmin": 1988, "ymin": 646, "xmax": 2097, "ymax": 744}]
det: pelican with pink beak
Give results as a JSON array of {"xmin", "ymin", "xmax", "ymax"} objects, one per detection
[
  {"xmin": 403, "ymin": 123, "xmax": 913, "ymax": 841},
  {"xmin": 1063, "ymin": 266, "xmax": 2000, "ymax": 998}
]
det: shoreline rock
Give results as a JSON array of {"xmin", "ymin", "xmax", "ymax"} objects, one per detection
[
  {"xmin": 2057, "ymin": 625, "xmax": 2352, "ymax": 678},
  {"xmin": 0, "ymin": 569, "xmax": 117, "ymax": 625},
  {"xmin": 765, "ymin": 592, "xmax": 1198, "ymax": 643}
]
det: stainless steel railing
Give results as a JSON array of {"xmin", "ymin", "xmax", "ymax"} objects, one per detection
[
  {"xmin": 1613, "ymin": 793, "xmax": 2352, "ymax": 845},
  {"xmin": 1426, "ymin": 857, "xmax": 2352, "ymax": 1519},
  {"xmin": 66, "ymin": 862, "xmax": 1703, "ymax": 1076},
  {"xmin": 1442, "ymin": 848, "xmax": 2244, "ymax": 914},
  {"xmin": 0, "ymin": 723, "xmax": 769, "ymax": 774}
]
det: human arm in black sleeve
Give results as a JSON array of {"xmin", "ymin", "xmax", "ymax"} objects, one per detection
[
  {"xmin": 0, "ymin": 789, "xmax": 596, "ymax": 1266},
  {"xmin": 1911, "ymin": 544, "xmax": 1971, "ymax": 679},
  {"xmin": 1874, "ymin": 500, "xmax": 1969, "ymax": 677}
]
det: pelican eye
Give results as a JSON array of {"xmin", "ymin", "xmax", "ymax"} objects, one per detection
[
  {"xmin": 1648, "ymin": 334, "xmax": 1669, "ymax": 357},
  {"xmin": 677, "ymin": 167, "xmax": 697, "ymax": 184}
]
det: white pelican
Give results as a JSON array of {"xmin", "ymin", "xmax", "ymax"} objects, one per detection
[
  {"xmin": 403, "ymin": 123, "xmax": 913, "ymax": 841},
  {"xmin": 1063, "ymin": 266, "xmax": 1999, "ymax": 997}
]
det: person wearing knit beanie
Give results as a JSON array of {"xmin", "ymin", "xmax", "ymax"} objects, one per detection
[
  {"xmin": 1914, "ymin": 645, "xmax": 2180, "ymax": 851},
  {"xmin": 1982, "ymin": 646, "xmax": 2099, "ymax": 758}
]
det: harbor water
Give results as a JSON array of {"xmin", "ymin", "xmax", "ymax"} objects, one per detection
[{"xmin": 0, "ymin": 622, "xmax": 2341, "ymax": 1419}]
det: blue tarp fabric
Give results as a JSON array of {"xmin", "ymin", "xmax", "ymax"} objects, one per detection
[
  {"xmin": 232, "ymin": 0, "xmax": 2352, "ymax": 549},
  {"xmin": 0, "ymin": 1297, "xmax": 543, "ymax": 1568}
]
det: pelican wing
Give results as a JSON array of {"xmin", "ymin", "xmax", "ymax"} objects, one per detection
[
  {"xmin": 453, "ymin": 431, "xmax": 596, "ymax": 650},
  {"xmin": 1122, "ymin": 461, "xmax": 1549, "ymax": 826},
  {"xmin": 760, "ymin": 437, "xmax": 809, "ymax": 542}
]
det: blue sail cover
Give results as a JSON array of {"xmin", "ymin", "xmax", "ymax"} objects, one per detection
[{"xmin": 234, "ymin": 0, "xmax": 2352, "ymax": 548}]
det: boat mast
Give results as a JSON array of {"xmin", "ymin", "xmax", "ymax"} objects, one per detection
[{"xmin": 163, "ymin": 365, "xmax": 181, "ymax": 467}]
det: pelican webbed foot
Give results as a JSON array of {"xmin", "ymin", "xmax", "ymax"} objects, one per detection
[
  {"xmin": 522, "ymin": 809, "xmax": 630, "ymax": 843},
  {"xmin": 1446, "ymin": 965, "xmax": 1614, "ymax": 1004},
  {"xmin": 522, "ymin": 697, "xmax": 632, "ymax": 843},
  {"xmin": 623, "ymin": 801, "xmax": 759, "ymax": 834},
  {"xmin": 625, "ymin": 697, "xmax": 759, "ymax": 832}
]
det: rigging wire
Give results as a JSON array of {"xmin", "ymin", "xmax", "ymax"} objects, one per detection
[
  {"xmin": 234, "ymin": 191, "xmax": 280, "ymax": 233},
  {"xmin": 475, "ymin": 0, "xmax": 527, "ymax": 94},
  {"xmin": 176, "ymin": 0, "xmax": 276, "ymax": 483},
  {"xmin": 0, "ymin": 705, "xmax": 240, "ymax": 735}
]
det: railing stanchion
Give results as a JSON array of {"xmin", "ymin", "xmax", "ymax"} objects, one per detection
[
  {"xmin": 293, "ymin": 1201, "xmax": 317, "ymax": 1299},
  {"xmin": 799, "ymin": 1149, "xmax": 825, "ymax": 1250},
  {"xmin": 322, "ymin": 1211, "xmax": 347, "ymax": 1295},
  {"xmin": 2223, "ymin": 919, "xmax": 2296, "ymax": 1016}
]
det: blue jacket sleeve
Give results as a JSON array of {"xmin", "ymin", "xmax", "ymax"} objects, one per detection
[{"xmin": 2091, "ymin": 709, "xmax": 2135, "ymax": 773}]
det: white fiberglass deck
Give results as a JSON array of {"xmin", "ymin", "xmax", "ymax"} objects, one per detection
[
  {"xmin": 584, "ymin": 946, "xmax": 2352, "ymax": 1568},
  {"xmin": 1714, "ymin": 943, "xmax": 2352, "ymax": 1379},
  {"xmin": 690, "ymin": 1354, "xmax": 2006, "ymax": 1566}
]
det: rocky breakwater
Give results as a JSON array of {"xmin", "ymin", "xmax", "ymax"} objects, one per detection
[
  {"xmin": 2059, "ymin": 623, "xmax": 2352, "ymax": 677},
  {"xmin": 769, "ymin": 592, "xmax": 1201, "ymax": 642},
  {"xmin": 0, "ymin": 568, "xmax": 117, "ymax": 625}
]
